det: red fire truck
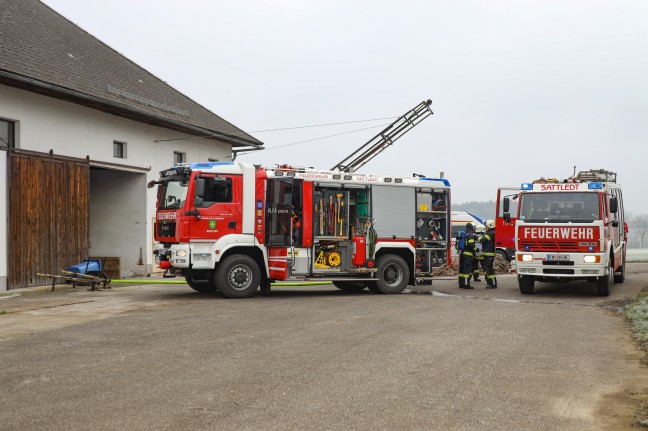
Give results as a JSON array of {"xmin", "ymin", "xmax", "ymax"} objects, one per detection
[
  {"xmin": 151, "ymin": 162, "xmax": 451, "ymax": 298},
  {"xmin": 502, "ymin": 169, "xmax": 626, "ymax": 296},
  {"xmin": 494, "ymin": 186, "xmax": 520, "ymax": 261}
]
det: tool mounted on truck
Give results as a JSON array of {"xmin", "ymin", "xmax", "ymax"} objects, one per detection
[{"xmin": 330, "ymin": 100, "xmax": 433, "ymax": 173}]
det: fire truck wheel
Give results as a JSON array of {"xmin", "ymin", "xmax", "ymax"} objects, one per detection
[
  {"xmin": 374, "ymin": 255, "xmax": 410, "ymax": 294},
  {"xmin": 518, "ymin": 275, "xmax": 535, "ymax": 294},
  {"xmin": 217, "ymin": 255, "xmax": 261, "ymax": 299},
  {"xmin": 614, "ymin": 254, "xmax": 625, "ymax": 284},
  {"xmin": 365, "ymin": 282, "xmax": 382, "ymax": 294},
  {"xmin": 185, "ymin": 271, "xmax": 216, "ymax": 293},
  {"xmin": 333, "ymin": 281, "xmax": 366, "ymax": 293},
  {"xmin": 597, "ymin": 260, "xmax": 613, "ymax": 297}
]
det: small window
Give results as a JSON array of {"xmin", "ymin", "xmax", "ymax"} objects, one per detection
[
  {"xmin": 197, "ymin": 177, "xmax": 233, "ymax": 207},
  {"xmin": 113, "ymin": 141, "xmax": 126, "ymax": 158},
  {"xmin": 0, "ymin": 119, "xmax": 16, "ymax": 148},
  {"xmin": 208, "ymin": 158, "xmax": 218, "ymax": 162},
  {"xmin": 174, "ymin": 151, "xmax": 186, "ymax": 165}
]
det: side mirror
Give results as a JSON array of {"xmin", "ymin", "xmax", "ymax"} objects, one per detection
[
  {"xmin": 609, "ymin": 196, "xmax": 618, "ymax": 214},
  {"xmin": 504, "ymin": 213, "xmax": 510, "ymax": 223},
  {"xmin": 194, "ymin": 178, "xmax": 205, "ymax": 207},
  {"xmin": 503, "ymin": 197, "xmax": 510, "ymax": 213},
  {"xmin": 147, "ymin": 180, "xmax": 158, "ymax": 189},
  {"xmin": 612, "ymin": 220, "xmax": 619, "ymax": 227}
]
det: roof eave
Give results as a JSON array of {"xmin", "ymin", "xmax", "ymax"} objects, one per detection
[{"xmin": 0, "ymin": 70, "xmax": 264, "ymax": 149}]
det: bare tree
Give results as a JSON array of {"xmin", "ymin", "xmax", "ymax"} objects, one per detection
[{"xmin": 628, "ymin": 214, "xmax": 648, "ymax": 249}]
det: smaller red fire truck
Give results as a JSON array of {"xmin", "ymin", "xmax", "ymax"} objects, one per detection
[
  {"xmin": 502, "ymin": 169, "xmax": 626, "ymax": 296},
  {"xmin": 151, "ymin": 163, "xmax": 451, "ymax": 298}
]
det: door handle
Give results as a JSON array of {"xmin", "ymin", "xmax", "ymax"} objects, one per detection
[{"xmin": 228, "ymin": 221, "xmax": 236, "ymax": 229}]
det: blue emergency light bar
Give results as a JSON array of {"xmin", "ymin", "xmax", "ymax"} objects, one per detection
[
  {"xmin": 588, "ymin": 182, "xmax": 603, "ymax": 189},
  {"xmin": 422, "ymin": 178, "xmax": 451, "ymax": 187},
  {"xmin": 521, "ymin": 183, "xmax": 533, "ymax": 190}
]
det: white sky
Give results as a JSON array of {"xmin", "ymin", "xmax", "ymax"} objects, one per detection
[{"xmin": 43, "ymin": 0, "xmax": 648, "ymax": 214}]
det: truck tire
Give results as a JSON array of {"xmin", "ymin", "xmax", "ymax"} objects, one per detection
[
  {"xmin": 374, "ymin": 255, "xmax": 410, "ymax": 294},
  {"xmin": 518, "ymin": 275, "xmax": 535, "ymax": 294},
  {"xmin": 185, "ymin": 270, "xmax": 216, "ymax": 293},
  {"xmin": 496, "ymin": 249, "xmax": 508, "ymax": 262},
  {"xmin": 216, "ymin": 255, "xmax": 261, "ymax": 299},
  {"xmin": 614, "ymin": 253, "xmax": 625, "ymax": 284},
  {"xmin": 365, "ymin": 282, "xmax": 382, "ymax": 294},
  {"xmin": 333, "ymin": 281, "xmax": 366, "ymax": 293},
  {"xmin": 597, "ymin": 259, "xmax": 613, "ymax": 297}
]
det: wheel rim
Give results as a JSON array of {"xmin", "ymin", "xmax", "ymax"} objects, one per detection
[
  {"xmin": 383, "ymin": 263, "xmax": 403, "ymax": 287},
  {"xmin": 228, "ymin": 264, "xmax": 253, "ymax": 291}
]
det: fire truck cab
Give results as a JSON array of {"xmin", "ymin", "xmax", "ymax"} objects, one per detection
[
  {"xmin": 151, "ymin": 162, "xmax": 451, "ymax": 298},
  {"xmin": 503, "ymin": 169, "xmax": 625, "ymax": 296}
]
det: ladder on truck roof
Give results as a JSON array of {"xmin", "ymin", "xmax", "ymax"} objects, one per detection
[
  {"xmin": 330, "ymin": 99, "xmax": 433, "ymax": 173},
  {"xmin": 572, "ymin": 169, "xmax": 617, "ymax": 183}
]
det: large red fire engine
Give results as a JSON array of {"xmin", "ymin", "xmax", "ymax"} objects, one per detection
[
  {"xmin": 502, "ymin": 169, "xmax": 626, "ymax": 296},
  {"xmin": 151, "ymin": 163, "xmax": 451, "ymax": 298},
  {"xmin": 150, "ymin": 100, "xmax": 452, "ymax": 298}
]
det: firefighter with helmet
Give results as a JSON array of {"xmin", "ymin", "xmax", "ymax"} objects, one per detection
[
  {"xmin": 458, "ymin": 223, "xmax": 477, "ymax": 289},
  {"xmin": 472, "ymin": 224, "xmax": 485, "ymax": 282},
  {"xmin": 479, "ymin": 219, "xmax": 497, "ymax": 288}
]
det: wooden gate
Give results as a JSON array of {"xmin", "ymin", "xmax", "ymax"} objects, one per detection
[{"xmin": 8, "ymin": 151, "xmax": 89, "ymax": 289}]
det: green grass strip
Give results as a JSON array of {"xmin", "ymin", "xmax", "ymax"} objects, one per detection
[
  {"xmin": 110, "ymin": 279, "xmax": 332, "ymax": 286},
  {"xmin": 622, "ymin": 287, "xmax": 648, "ymax": 350}
]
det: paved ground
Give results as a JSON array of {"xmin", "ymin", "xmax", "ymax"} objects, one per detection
[{"xmin": 1, "ymin": 264, "xmax": 647, "ymax": 430}]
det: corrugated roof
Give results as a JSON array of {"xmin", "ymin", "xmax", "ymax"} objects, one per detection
[{"xmin": 0, "ymin": 0, "xmax": 263, "ymax": 148}]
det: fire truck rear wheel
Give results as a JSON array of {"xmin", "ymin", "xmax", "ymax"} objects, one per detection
[
  {"xmin": 333, "ymin": 281, "xmax": 366, "ymax": 293},
  {"xmin": 374, "ymin": 255, "xmax": 410, "ymax": 294},
  {"xmin": 597, "ymin": 260, "xmax": 613, "ymax": 297},
  {"xmin": 217, "ymin": 255, "xmax": 261, "ymax": 299},
  {"xmin": 518, "ymin": 275, "xmax": 535, "ymax": 294}
]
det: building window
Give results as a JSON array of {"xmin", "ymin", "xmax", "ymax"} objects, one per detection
[
  {"xmin": 113, "ymin": 141, "xmax": 126, "ymax": 158},
  {"xmin": 174, "ymin": 151, "xmax": 186, "ymax": 165},
  {"xmin": 0, "ymin": 119, "xmax": 16, "ymax": 148}
]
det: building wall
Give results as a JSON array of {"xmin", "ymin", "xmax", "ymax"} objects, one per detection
[
  {"xmin": 0, "ymin": 84, "xmax": 234, "ymax": 284},
  {"xmin": 0, "ymin": 149, "xmax": 6, "ymax": 290},
  {"xmin": 90, "ymin": 170, "xmax": 147, "ymax": 277}
]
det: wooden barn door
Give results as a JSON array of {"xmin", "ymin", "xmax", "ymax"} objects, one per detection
[{"xmin": 8, "ymin": 151, "xmax": 89, "ymax": 289}]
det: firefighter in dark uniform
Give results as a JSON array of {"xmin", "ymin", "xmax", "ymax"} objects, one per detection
[
  {"xmin": 472, "ymin": 224, "xmax": 484, "ymax": 282},
  {"xmin": 479, "ymin": 219, "xmax": 497, "ymax": 288},
  {"xmin": 458, "ymin": 223, "xmax": 476, "ymax": 289}
]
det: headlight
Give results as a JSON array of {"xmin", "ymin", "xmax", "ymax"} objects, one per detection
[
  {"xmin": 517, "ymin": 254, "xmax": 533, "ymax": 262},
  {"xmin": 583, "ymin": 255, "xmax": 600, "ymax": 263},
  {"xmin": 176, "ymin": 250, "xmax": 187, "ymax": 257}
]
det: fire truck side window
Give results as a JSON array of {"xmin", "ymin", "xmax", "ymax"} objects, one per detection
[{"xmin": 197, "ymin": 177, "xmax": 233, "ymax": 208}]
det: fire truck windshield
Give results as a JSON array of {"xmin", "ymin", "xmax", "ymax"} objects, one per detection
[
  {"xmin": 518, "ymin": 192, "xmax": 600, "ymax": 223},
  {"xmin": 160, "ymin": 178, "xmax": 188, "ymax": 209}
]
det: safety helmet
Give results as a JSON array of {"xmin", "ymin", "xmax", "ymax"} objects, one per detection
[
  {"xmin": 485, "ymin": 219, "xmax": 495, "ymax": 229},
  {"xmin": 465, "ymin": 222, "xmax": 474, "ymax": 232},
  {"xmin": 474, "ymin": 225, "xmax": 485, "ymax": 233}
]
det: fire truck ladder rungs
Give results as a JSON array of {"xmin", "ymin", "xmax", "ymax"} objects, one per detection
[{"xmin": 330, "ymin": 99, "xmax": 433, "ymax": 173}]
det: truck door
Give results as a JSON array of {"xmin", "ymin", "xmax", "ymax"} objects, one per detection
[
  {"xmin": 265, "ymin": 178, "xmax": 303, "ymax": 246},
  {"xmin": 193, "ymin": 174, "xmax": 242, "ymax": 238}
]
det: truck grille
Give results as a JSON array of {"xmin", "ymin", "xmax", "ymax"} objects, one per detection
[
  {"xmin": 518, "ymin": 241, "xmax": 580, "ymax": 252},
  {"xmin": 543, "ymin": 268, "xmax": 575, "ymax": 275},
  {"xmin": 157, "ymin": 221, "xmax": 176, "ymax": 238}
]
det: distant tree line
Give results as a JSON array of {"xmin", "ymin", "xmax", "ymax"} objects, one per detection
[
  {"xmin": 627, "ymin": 214, "xmax": 648, "ymax": 249},
  {"xmin": 452, "ymin": 200, "xmax": 496, "ymax": 221}
]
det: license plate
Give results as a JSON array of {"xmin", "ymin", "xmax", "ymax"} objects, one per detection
[{"xmin": 547, "ymin": 254, "xmax": 569, "ymax": 261}]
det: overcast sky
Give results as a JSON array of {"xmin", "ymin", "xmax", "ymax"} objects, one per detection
[{"xmin": 43, "ymin": 0, "xmax": 648, "ymax": 215}]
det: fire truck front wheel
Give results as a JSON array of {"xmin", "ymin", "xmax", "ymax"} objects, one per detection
[
  {"xmin": 374, "ymin": 255, "xmax": 410, "ymax": 294},
  {"xmin": 216, "ymin": 255, "xmax": 261, "ymax": 299},
  {"xmin": 185, "ymin": 271, "xmax": 216, "ymax": 293},
  {"xmin": 518, "ymin": 275, "xmax": 535, "ymax": 294},
  {"xmin": 596, "ymin": 260, "xmax": 613, "ymax": 297}
]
